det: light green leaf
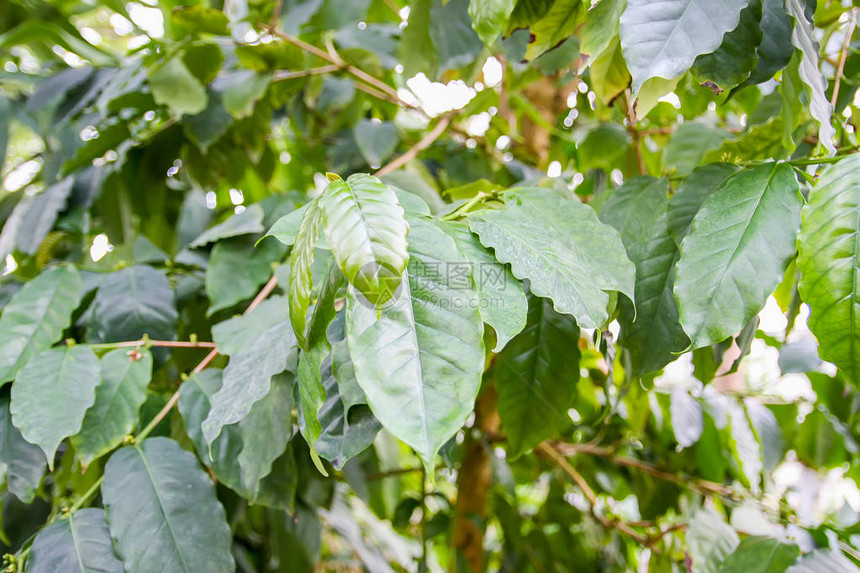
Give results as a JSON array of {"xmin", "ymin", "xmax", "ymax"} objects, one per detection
[
  {"xmin": 217, "ymin": 70, "xmax": 270, "ymax": 119},
  {"xmin": 690, "ymin": 0, "xmax": 763, "ymax": 92},
  {"xmin": 440, "ymin": 220, "xmax": 528, "ymax": 352},
  {"xmin": 102, "ymin": 438, "xmax": 234, "ymax": 573},
  {"xmin": 179, "ymin": 370, "xmax": 298, "ymax": 509},
  {"xmin": 202, "ymin": 306, "xmax": 295, "ymax": 445},
  {"xmin": 0, "ymin": 394, "xmax": 45, "ymax": 503},
  {"xmin": 588, "ymin": 35, "xmax": 630, "ymax": 104},
  {"xmin": 687, "ymin": 509, "xmax": 740, "ymax": 573},
  {"xmin": 27, "ymin": 508, "xmax": 123, "ymax": 573},
  {"xmin": 262, "ymin": 203, "xmax": 311, "ymax": 249},
  {"xmin": 345, "ymin": 219, "xmax": 484, "ymax": 469},
  {"xmin": 469, "ymin": 187, "xmax": 635, "ymax": 329},
  {"xmin": 718, "ymin": 536, "xmax": 800, "ymax": 573},
  {"xmin": 797, "ymin": 147, "xmax": 860, "ymax": 382},
  {"xmin": 211, "ymin": 295, "xmax": 289, "ymax": 355},
  {"xmin": 786, "ymin": 0, "xmax": 836, "ymax": 154},
  {"xmin": 703, "ymin": 117, "xmax": 788, "ymax": 163},
  {"xmin": 89, "ymin": 266, "xmax": 177, "ymax": 343},
  {"xmin": 524, "ymin": 0, "xmax": 587, "ymax": 61},
  {"xmin": 290, "ymin": 199, "xmax": 324, "ymax": 348},
  {"xmin": 148, "ymin": 55, "xmax": 208, "ymax": 116},
  {"xmin": 667, "ymin": 163, "xmax": 740, "ymax": 245},
  {"xmin": 296, "ymin": 264, "xmax": 343, "ymax": 448},
  {"xmin": 469, "ymin": 0, "xmax": 516, "ymax": 46},
  {"xmin": 10, "ymin": 345, "xmax": 100, "ymax": 469},
  {"xmin": 189, "ymin": 203, "xmax": 265, "ymax": 248},
  {"xmin": 319, "ymin": 174, "xmax": 409, "ymax": 306},
  {"xmin": 662, "ymin": 123, "xmax": 728, "ymax": 176},
  {"xmin": 172, "ymin": 6, "xmax": 230, "ymax": 35},
  {"xmin": 0, "ymin": 265, "xmax": 82, "ymax": 384},
  {"xmin": 72, "ymin": 349, "xmax": 152, "ymax": 467},
  {"xmin": 354, "ymin": 120, "xmax": 400, "ymax": 167},
  {"xmin": 786, "ymin": 549, "xmax": 858, "ymax": 573},
  {"xmin": 620, "ymin": 0, "xmax": 750, "ymax": 94},
  {"xmin": 496, "ymin": 295, "xmax": 580, "ymax": 457},
  {"xmin": 670, "ymin": 387, "xmax": 702, "ymax": 448},
  {"xmin": 205, "ymin": 238, "xmax": 285, "ymax": 316},
  {"xmin": 674, "ymin": 163, "xmax": 801, "ymax": 348},
  {"xmin": 599, "ymin": 177, "xmax": 689, "ymax": 374},
  {"xmin": 581, "ymin": 0, "xmax": 623, "ymax": 57},
  {"xmin": 727, "ymin": 401, "xmax": 763, "ymax": 490}
]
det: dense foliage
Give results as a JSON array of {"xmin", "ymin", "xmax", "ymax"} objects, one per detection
[{"xmin": 2, "ymin": 0, "xmax": 860, "ymax": 571}]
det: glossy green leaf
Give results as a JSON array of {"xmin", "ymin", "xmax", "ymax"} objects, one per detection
[
  {"xmin": 0, "ymin": 265, "xmax": 82, "ymax": 384},
  {"xmin": 667, "ymin": 163, "xmax": 739, "ymax": 245},
  {"xmin": 10, "ymin": 345, "xmax": 100, "ymax": 468},
  {"xmin": 496, "ymin": 295, "xmax": 579, "ymax": 457},
  {"xmin": 690, "ymin": 0, "xmax": 763, "ymax": 92},
  {"xmin": 179, "ymin": 370, "xmax": 298, "ymax": 508},
  {"xmin": 786, "ymin": 0, "xmax": 836, "ymax": 154},
  {"xmin": 469, "ymin": 187, "xmax": 634, "ymax": 329},
  {"xmin": 740, "ymin": 0, "xmax": 794, "ymax": 87},
  {"xmin": 523, "ymin": 0, "xmax": 587, "ymax": 61},
  {"xmin": 674, "ymin": 163, "xmax": 801, "ymax": 348},
  {"xmin": 797, "ymin": 155, "xmax": 860, "ymax": 383},
  {"xmin": 345, "ymin": 219, "xmax": 484, "ymax": 468},
  {"xmin": 205, "ymin": 237, "xmax": 284, "ymax": 316},
  {"xmin": 0, "ymin": 394, "xmax": 45, "ymax": 503},
  {"xmin": 89, "ymin": 266, "xmax": 177, "ymax": 343},
  {"xmin": 72, "ymin": 349, "xmax": 152, "ymax": 467},
  {"xmin": 262, "ymin": 203, "xmax": 311, "ymax": 248},
  {"xmin": 102, "ymin": 438, "xmax": 234, "ymax": 573},
  {"xmin": 28, "ymin": 508, "xmax": 122, "ymax": 573},
  {"xmin": 319, "ymin": 173, "xmax": 409, "ymax": 307},
  {"xmin": 290, "ymin": 199, "xmax": 324, "ymax": 349},
  {"xmin": 718, "ymin": 536, "xmax": 800, "ymax": 573},
  {"xmin": 148, "ymin": 55, "xmax": 208, "ymax": 117},
  {"xmin": 188, "ymin": 203, "xmax": 265, "ymax": 248},
  {"xmin": 599, "ymin": 177, "xmax": 689, "ymax": 374},
  {"xmin": 440, "ymin": 220, "xmax": 527, "ymax": 352},
  {"xmin": 468, "ymin": 0, "xmax": 516, "ymax": 46},
  {"xmin": 620, "ymin": 0, "xmax": 750, "ymax": 93},
  {"xmin": 686, "ymin": 509, "xmax": 739, "ymax": 573}
]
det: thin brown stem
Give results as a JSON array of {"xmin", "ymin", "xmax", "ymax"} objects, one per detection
[
  {"xmin": 831, "ymin": 8, "xmax": 858, "ymax": 108},
  {"xmin": 134, "ymin": 276, "xmax": 280, "ymax": 443},
  {"xmin": 374, "ymin": 116, "xmax": 452, "ymax": 176},
  {"xmin": 88, "ymin": 339, "xmax": 217, "ymax": 350},
  {"xmin": 272, "ymin": 65, "xmax": 340, "ymax": 82}
]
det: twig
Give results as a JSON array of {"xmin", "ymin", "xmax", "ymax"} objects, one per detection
[
  {"xmin": 624, "ymin": 90, "xmax": 647, "ymax": 176},
  {"xmin": 134, "ymin": 275, "xmax": 280, "ymax": 443},
  {"xmin": 831, "ymin": 8, "xmax": 858, "ymax": 109},
  {"xmin": 88, "ymin": 339, "xmax": 217, "ymax": 350},
  {"xmin": 272, "ymin": 65, "xmax": 340, "ymax": 82},
  {"xmin": 374, "ymin": 116, "xmax": 452, "ymax": 176}
]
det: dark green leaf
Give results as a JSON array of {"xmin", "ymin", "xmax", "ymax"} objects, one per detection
[
  {"xmin": 353, "ymin": 121, "xmax": 400, "ymax": 167},
  {"xmin": 205, "ymin": 237, "xmax": 285, "ymax": 316},
  {"xmin": 667, "ymin": 163, "xmax": 739, "ymax": 245},
  {"xmin": 0, "ymin": 394, "xmax": 45, "ymax": 503},
  {"xmin": 27, "ymin": 508, "xmax": 123, "ymax": 573},
  {"xmin": 691, "ymin": 0, "xmax": 763, "ymax": 92},
  {"xmin": 469, "ymin": 0, "xmax": 517, "ymax": 46},
  {"xmin": 0, "ymin": 177, "xmax": 74, "ymax": 259},
  {"xmin": 188, "ymin": 203, "xmax": 265, "ymax": 249}
]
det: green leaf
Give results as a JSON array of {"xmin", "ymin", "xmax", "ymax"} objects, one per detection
[
  {"xmin": 740, "ymin": 0, "xmax": 794, "ymax": 87},
  {"xmin": 786, "ymin": 549, "xmax": 858, "ymax": 573},
  {"xmin": 703, "ymin": 117, "xmax": 788, "ymax": 163},
  {"xmin": 674, "ymin": 163, "xmax": 801, "ymax": 348},
  {"xmin": 189, "ymin": 203, "xmax": 265, "ymax": 248},
  {"xmin": 469, "ymin": 0, "xmax": 516, "ymax": 46},
  {"xmin": 27, "ymin": 508, "xmax": 123, "ymax": 573},
  {"xmin": 202, "ymin": 301, "xmax": 295, "ymax": 446},
  {"xmin": 440, "ymin": 220, "xmax": 528, "ymax": 351},
  {"xmin": 580, "ymin": 0, "xmax": 623, "ymax": 57},
  {"xmin": 718, "ymin": 536, "xmax": 800, "ymax": 573},
  {"xmin": 429, "ymin": 0, "xmax": 485, "ymax": 73},
  {"xmin": 686, "ymin": 509, "xmax": 740, "ymax": 573},
  {"xmin": 172, "ymin": 6, "xmax": 230, "ymax": 35},
  {"xmin": 523, "ymin": 0, "xmax": 587, "ymax": 61},
  {"xmin": 469, "ymin": 187, "xmax": 635, "ymax": 329},
  {"xmin": 296, "ymin": 264, "xmax": 344, "ymax": 448},
  {"xmin": 667, "ymin": 163, "xmax": 740, "ymax": 245},
  {"xmin": 727, "ymin": 401, "xmax": 763, "ymax": 490},
  {"xmin": 89, "ymin": 266, "xmax": 177, "ymax": 343},
  {"xmin": 71, "ymin": 349, "xmax": 152, "ymax": 467},
  {"xmin": 599, "ymin": 177, "xmax": 689, "ymax": 374},
  {"xmin": 670, "ymin": 387, "xmax": 703, "ymax": 448},
  {"xmin": 495, "ymin": 294, "xmax": 580, "ymax": 457},
  {"xmin": 797, "ymin": 155, "xmax": 860, "ymax": 383},
  {"xmin": 690, "ymin": 0, "xmax": 763, "ymax": 92},
  {"xmin": 662, "ymin": 123, "xmax": 728, "ymax": 177},
  {"xmin": 0, "ymin": 394, "xmax": 45, "ymax": 503},
  {"xmin": 0, "ymin": 265, "xmax": 82, "ymax": 384},
  {"xmin": 353, "ymin": 121, "xmax": 400, "ymax": 167},
  {"xmin": 315, "ymin": 312, "xmax": 381, "ymax": 469},
  {"xmin": 179, "ymin": 370, "xmax": 298, "ymax": 508},
  {"xmin": 102, "ymin": 438, "xmax": 234, "ymax": 573},
  {"xmin": 620, "ymin": 0, "xmax": 751, "ymax": 94},
  {"xmin": 589, "ymin": 36, "xmax": 630, "ymax": 105},
  {"xmin": 148, "ymin": 55, "xmax": 208, "ymax": 117},
  {"xmin": 290, "ymin": 199, "xmax": 324, "ymax": 349},
  {"xmin": 205, "ymin": 237, "xmax": 285, "ymax": 316},
  {"xmin": 10, "ymin": 345, "xmax": 100, "ymax": 469},
  {"xmin": 319, "ymin": 174, "xmax": 409, "ymax": 306},
  {"xmin": 262, "ymin": 203, "xmax": 311, "ymax": 248},
  {"xmin": 786, "ymin": 0, "xmax": 836, "ymax": 154},
  {"xmin": 345, "ymin": 219, "xmax": 484, "ymax": 469},
  {"xmin": 217, "ymin": 70, "xmax": 270, "ymax": 119},
  {"xmin": 0, "ymin": 177, "xmax": 75, "ymax": 259}
]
